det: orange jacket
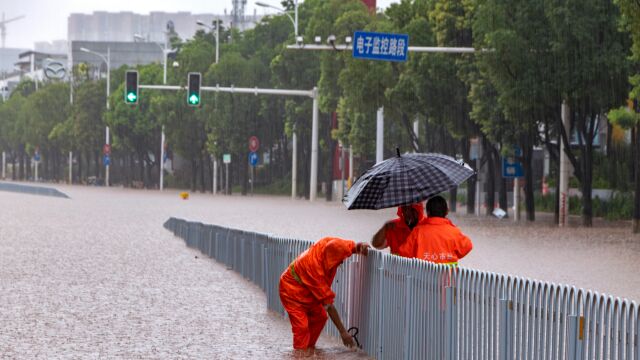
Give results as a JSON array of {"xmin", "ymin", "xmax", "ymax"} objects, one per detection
[
  {"xmin": 386, "ymin": 203, "xmax": 426, "ymax": 257},
  {"xmin": 399, "ymin": 217, "xmax": 473, "ymax": 264},
  {"xmin": 281, "ymin": 237, "xmax": 356, "ymax": 306}
]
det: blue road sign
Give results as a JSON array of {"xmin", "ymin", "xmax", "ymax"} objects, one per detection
[
  {"xmin": 502, "ymin": 148, "xmax": 523, "ymax": 178},
  {"xmin": 249, "ymin": 152, "xmax": 258, "ymax": 167},
  {"xmin": 103, "ymin": 154, "xmax": 110, "ymax": 166},
  {"xmin": 33, "ymin": 153, "xmax": 41, "ymax": 162},
  {"xmin": 353, "ymin": 31, "xmax": 409, "ymax": 62}
]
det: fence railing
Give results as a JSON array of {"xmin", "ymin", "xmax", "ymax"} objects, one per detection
[{"xmin": 163, "ymin": 217, "xmax": 640, "ymax": 360}]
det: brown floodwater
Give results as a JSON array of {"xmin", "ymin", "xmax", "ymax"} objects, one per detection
[{"xmin": 1, "ymin": 184, "xmax": 639, "ymax": 358}]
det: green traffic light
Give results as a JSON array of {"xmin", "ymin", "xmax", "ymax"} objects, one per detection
[
  {"xmin": 189, "ymin": 94, "xmax": 200, "ymax": 105},
  {"xmin": 127, "ymin": 92, "xmax": 137, "ymax": 103}
]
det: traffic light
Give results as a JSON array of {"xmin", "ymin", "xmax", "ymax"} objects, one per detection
[
  {"xmin": 187, "ymin": 72, "xmax": 201, "ymax": 106},
  {"xmin": 125, "ymin": 70, "xmax": 138, "ymax": 104}
]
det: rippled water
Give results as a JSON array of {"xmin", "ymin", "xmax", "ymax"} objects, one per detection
[{"xmin": 1, "ymin": 184, "xmax": 639, "ymax": 358}]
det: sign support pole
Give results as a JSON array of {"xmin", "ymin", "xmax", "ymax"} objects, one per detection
[
  {"xmin": 160, "ymin": 125, "xmax": 165, "ymax": 191},
  {"xmin": 225, "ymin": 163, "xmax": 229, "ymax": 195},
  {"xmin": 105, "ymin": 126, "xmax": 110, "ymax": 187},
  {"xmin": 514, "ymin": 178, "xmax": 520, "ymax": 222},
  {"xmin": 1, "ymin": 151, "xmax": 5, "ymax": 179},
  {"xmin": 310, "ymin": 88, "xmax": 319, "ymax": 201},
  {"xmin": 376, "ymin": 107, "xmax": 384, "ymax": 164},
  {"xmin": 68, "ymin": 151, "xmax": 73, "ymax": 184},
  {"xmin": 292, "ymin": 131, "xmax": 297, "ymax": 199}
]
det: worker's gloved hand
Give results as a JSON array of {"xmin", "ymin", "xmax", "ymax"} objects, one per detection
[
  {"xmin": 355, "ymin": 242, "xmax": 370, "ymax": 256},
  {"xmin": 340, "ymin": 330, "xmax": 356, "ymax": 348}
]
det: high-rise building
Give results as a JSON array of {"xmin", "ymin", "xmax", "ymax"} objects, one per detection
[
  {"xmin": 67, "ymin": 11, "xmax": 262, "ymax": 44},
  {"xmin": 361, "ymin": 0, "xmax": 377, "ymax": 11}
]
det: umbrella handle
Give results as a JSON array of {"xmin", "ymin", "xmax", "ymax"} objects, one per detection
[{"xmin": 347, "ymin": 326, "xmax": 362, "ymax": 349}]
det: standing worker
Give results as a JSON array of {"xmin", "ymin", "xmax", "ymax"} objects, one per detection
[
  {"xmin": 400, "ymin": 196, "xmax": 473, "ymax": 265},
  {"xmin": 279, "ymin": 237, "xmax": 370, "ymax": 352},
  {"xmin": 371, "ymin": 203, "xmax": 426, "ymax": 257}
]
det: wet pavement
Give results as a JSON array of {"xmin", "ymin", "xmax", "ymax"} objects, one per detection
[
  {"xmin": 0, "ymin": 186, "xmax": 371, "ymax": 359},
  {"xmin": 1, "ymin": 184, "xmax": 639, "ymax": 358}
]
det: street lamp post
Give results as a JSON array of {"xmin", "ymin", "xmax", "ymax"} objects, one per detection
[
  {"xmin": 80, "ymin": 47, "xmax": 111, "ymax": 187},
  {"xmin": 197, "ymin": 19, "xmax": 221, "ymax": 194},
  {"xmin": 255, "ymin": 1, "xmax": 298, "ymax": 37},
  {"xmin": 255, "ymin": 1, "xmax": 301, "ymax": 199}
]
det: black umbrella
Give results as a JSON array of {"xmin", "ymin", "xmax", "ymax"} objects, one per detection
[{"xmin": 343, "ymin": 151, "xmax": 475, "ymax": 210}]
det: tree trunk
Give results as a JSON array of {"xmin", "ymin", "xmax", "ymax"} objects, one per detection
[
  {"xmin": 581, "ymin": 145, "xmax": 594, "ymax": 227},
  {"xmin": 199, "ymin": 153, "xmax": 206, "ymax": 193},
  {"xmin": 581, "ymin": 115, "xmax": 596, "ymax": 227},
  {"xmin": 326, "ymin": 113, "xmax": 337, "ymax": 201},
  {"xmin": 139, "ymin": 153, "xmax": 146, "ymax": 188},
  {"xmin": 205, "ymin": 154, "xmax": 212, "ymax": 193},
  {"xmin": 18, "ymin": 147, "xmax": 25, "ymax": 180},
  {"xmin": 191, "ymin": 158, "xmax": 197, "ymax": 192},
  {"xmin": 461, "ymin": 138, "xmax": 476, "ymax": 215},
  {"xmin": 241, "ymin": 152, "xmax": 248, "ymax": 196},
  {"xmin": 607, "ymin": 121, "xmax": 618, "ymax": 189},
  {"xmin": 485, "ymin": 142, "xmax": 496, "ymax": 216},
  {"xmin": 129, "ymin": 154, "xmax": 135, "ymax": 185},
  {"xmin": 95, "ymin": 151, "xmax": 101, "ymax": 179},
  {"xmin": 11, "ymin": 153, "xmax": 16, "ymax": 180},
  {"xmin": 523, "ymin": 135, "xmax": 535, "ymax": 222},
  {"xmin": 448, "ymin": 138, "xmax": 458, "ymax": 213}
]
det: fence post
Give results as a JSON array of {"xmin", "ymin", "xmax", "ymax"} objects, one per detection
[
  {"xmin": 499, "ymin": 298, "xmax": 511, "ymax": 360},
  {"xmin": 567, "ymin": 315, "xmax": 583, "ymax": 360},
  {"xmin": 404, "ymin": 274, "xmax": 412, "ymax": 360},
  {"xmin": 377, "ymin": 259, "xmax": 385, "ymax": 360},
  {"xmin": 445, "ymin": 286, "xmax": 456, "ymax": 360}
]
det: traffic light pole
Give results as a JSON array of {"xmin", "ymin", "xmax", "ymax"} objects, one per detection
[{"xmin": 138, "ymin": 84, "xmax": 320, "ymax": 201}]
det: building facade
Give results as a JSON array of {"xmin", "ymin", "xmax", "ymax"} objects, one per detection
[{"xmin": 67, "ymin": 11, "xmax": 261, "ymax": 45}]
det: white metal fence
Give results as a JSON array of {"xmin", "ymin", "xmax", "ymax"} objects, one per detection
[{"xmin": 164, "ymin": 217, "xmax": 640, "ymax": 360}]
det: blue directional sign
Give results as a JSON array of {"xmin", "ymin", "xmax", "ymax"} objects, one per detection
[
  {"xmin": 103, "ymin": 154, "xmax": 110, "ymax": 166},
  {"xmin": 248, "ymin": 152, "xmax": 259, "ymax": 167},
  {"xmin": 33, "ymin": 153, "xmax": 41, "ymax": 162},
  {"xmin": 502, "ymin": 148, "xmax": 523, "ymax": 178},
  {"xmin": 352, "ymin": 31, "xmax": 409, "ymax": 62}
]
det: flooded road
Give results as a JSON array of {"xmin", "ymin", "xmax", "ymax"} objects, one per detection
[{"xmin": 1, "ymin": 184, "xmax": 639, "ymax": 358}]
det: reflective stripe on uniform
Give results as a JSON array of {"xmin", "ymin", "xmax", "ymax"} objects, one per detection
[{"xmin": 290, "ymin": 262, "xmax": 303, "ymax": 285}]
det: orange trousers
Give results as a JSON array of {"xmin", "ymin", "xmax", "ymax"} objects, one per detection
[{"xmin": 279, "ymin": 272, "xmax": 329, "ymax": 349}]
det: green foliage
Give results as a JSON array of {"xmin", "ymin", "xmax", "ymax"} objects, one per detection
[{"xmin": 608, "ymin": 106, "xmax": 639, "ymax": 129}]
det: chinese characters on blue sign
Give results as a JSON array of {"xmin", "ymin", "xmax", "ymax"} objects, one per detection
[
  {"xmin": 352, "ymin": 31, "xmax": 409, "ymax": 62},
  {"xmin": 502, "ymin": 148, "xmax": 523, "ymax": 178}
]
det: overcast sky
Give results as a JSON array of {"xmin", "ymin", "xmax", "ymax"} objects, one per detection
[{"xmin": 2, "ymin": 0, "xmax": 399, "ymax": 49}]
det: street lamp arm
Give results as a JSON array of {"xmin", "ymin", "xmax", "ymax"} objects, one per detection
[
  {"xmin": 80, "ymin": 48, "xmax": 108, "ymax": 64},
  {"xmin": 255, "ymin": 2, "xmax": 284, "ymax": 11}
]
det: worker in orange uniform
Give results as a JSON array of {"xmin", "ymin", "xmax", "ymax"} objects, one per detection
[
  {"xmin": 371, "ymin": 203, "xmax": 426, "ymax": 257},
  {"xmin": 400, "ymin": 196, "xmax": 473, "ymax": 265},
  {"xmin": 279, "ymin": 237, "xmax": 370, "ymax": 352}
]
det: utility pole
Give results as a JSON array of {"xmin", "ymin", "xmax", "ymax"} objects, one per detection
[{"xmin": 376, "ymin": 107, "xmax": 384, "ymax": 163}]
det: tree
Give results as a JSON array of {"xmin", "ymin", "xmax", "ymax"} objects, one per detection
[
  {"xmin": 547, "ymin": 0, "xmax": 630, "ymax": 226},
  {"xmin": 615, "ymin": 0, "xmax": 640, "ymax": 232}
]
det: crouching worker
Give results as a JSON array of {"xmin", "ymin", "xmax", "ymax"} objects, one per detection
[{"xmin": 279, "ymin": 237, "xmax": 370, "ymax": 352}]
